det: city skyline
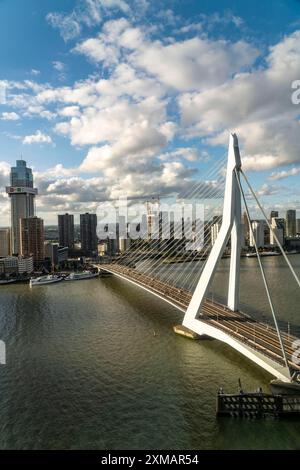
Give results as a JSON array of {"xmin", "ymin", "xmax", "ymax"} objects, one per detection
[{"xmin": 0, "ymin": 0, "xmax": 300, "ymax": 226}]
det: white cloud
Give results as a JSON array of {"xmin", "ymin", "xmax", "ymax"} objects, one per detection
[
  {"xmin": 30, "ymin": 69, "xmax": 40, "ymax": 76},
  {"xmin": 53, "ymin": 61, "xmax": 66, "ymax": 72},
  {"xmin": 55, "ymin": 95, "xmax": 168, "ymax": 146},
  {"xmin": 269, "ymin": 167, "xmax": 300, "ymax": 181},
  {"xmin": 257, "ymin": 183, "xmax": 284, "ymax": 197},
  {"xmin": 46, "ymin": 0, "xmax": 130, "ymax": 41},
  {"xmin": 159, "ymin": 147, "xmax": 202, "ymax": 162},
  {"xmin": 46, "ymin": 12, "xmax": 81, "ymax": 42},
  {"xmin": 179, "ymin": 30, "xmax": 300, "ymax": 170},
  {"xmin": 74, "ymin": 19, "xmax": 258, "ymax": 91},
  {"xmin": 23, "ymin": 130, "xmax": 53, "ymax": 145},
  {"xmin": 1, "ymin": 112, "xmax": 20, "ymax": 121},
  {"xmin": 58, "ymin": 106, "xmax": 81, "ymax": 117},
  {"xmin": 80, "ymin": 120, "xmax": 169, "ymax": 172}
]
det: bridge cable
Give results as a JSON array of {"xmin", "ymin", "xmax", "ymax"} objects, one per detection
[
  {"xmin": 112, "ymin": 155, "xmax": 226, "ymax": 267},
  {"xmin": 138, "ymin": 190, "xmax": 224, "ymax": 283},
  {"xmin": 235, "ymin": 169, "xmax": 291, "ymax": 377},
  {"xmin": 135, "ymin": 164, "xmax": 226, "ymax": 274},
  {"xmin": 119, "ymin": 165, "xmax": 225, "ymax": 279},
  {"xmin": 241, "ymin": 169, "xmax": 300, "ymax": 289}
]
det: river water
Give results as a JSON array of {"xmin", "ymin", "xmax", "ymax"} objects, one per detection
[{"xmin": 0, "ymin": 255, "xmax": 299, "ymax": 449}]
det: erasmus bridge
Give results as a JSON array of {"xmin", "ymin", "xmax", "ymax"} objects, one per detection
[{"xmin": 95, "ymin": 134, "xmax": 300, "ymax": 386}]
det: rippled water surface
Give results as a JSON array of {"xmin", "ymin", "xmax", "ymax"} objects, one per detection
[{"xmin": 0, "ymin": 255, "xmax": 300, "ymax": 449}]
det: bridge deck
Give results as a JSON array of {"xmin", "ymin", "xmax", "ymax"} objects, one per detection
[{"xmin": 99, "ymin": 264, "xmax": 300, "ymax": 374}]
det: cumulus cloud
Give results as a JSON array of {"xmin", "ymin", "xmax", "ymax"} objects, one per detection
[
  {"xmin": 179, "ymin": 30, "xmax": 300, "ymax": 170},
  {"xmin": 269, "ymin": 167, "xmax": 300, "ymax": 181},
  {"xmin": 46, "ymin": 12, "xmax": 82, "ymax": 42},
  {"xmin": 1, "ymin": 112, "xmax": 20, "ymax": 121},
  {"xmin": 23, "ymin": 130, "xmax": 53, "ymax": 145},
  {"xmin": 2, "ymin": 12, "xmax": 300, "ymax": 224},
  {"xmin": 74, "ymin": 19, "xmax": 258, "ymax": 90},
  {"xmin": 46, "ymin": 0, "xmax": 130, "ymax": 41}
]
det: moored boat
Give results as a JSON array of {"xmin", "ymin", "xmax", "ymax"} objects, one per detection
[
  {"xmin": 30, "ymin": 275, "xmax": 63, "ymax": 287},
  {"xmin": 0, "ymin": 279, "xmax": 17, "ymax": 285},
  {"xmin": 64, "ymin": 271, "xmax": 98, "ymax": 281}
]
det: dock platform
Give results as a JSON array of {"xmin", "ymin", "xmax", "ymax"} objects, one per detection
[{"xmin": 217, "ymin": 391, "xmax": 300, "ymax": 419}]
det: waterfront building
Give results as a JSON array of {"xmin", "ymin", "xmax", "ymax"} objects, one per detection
[
  {"xmin": 17, "ymin": 256, "xmax": 34, "ymax": 274},
  {"xmin": 58, "ymin": 213, "xmax": 74, "ymax": 249},
  {"xmin": 20, "ymin": 216, "xmax": 45, "ymax": 263},
  {"xmin": 243, "ymin": 212, "xmax": 250, "ymax": 246},
  {"xmin": 249, "ymin": 220, "xmax": 265, "ymax": 248},
  {"xmin": 45, "ymin": 243, "xmax": 68, "ymax": 266},
  {"xmin": 296, "ymin": 219, "xmax": 300, "ymax": 235},
  {"xmin": 5, "ymin": 160, "xmax": 37, "ymax": 255},
  {"xmin": 210, "ymin": 216, "xmax": 222, "ymax": 246},
  {"xmin": 270, "ymin": 210, "xmax": 279, "ymax": 221},
  {"xmin": 270, "ymin": 217, "xmax": 285, "ymax": 246},
  {"xmin": 0, "ymin": 256, "xmax": 33, "ymax": 274},
  {"xmin": 0, "ymin": 228, "xmax": 10, "ymax": 257},
  {"xmin": 286, "ymin": 210, "xmax": 296, "ymax": 237},
  {"xmin": 80, "ymin": 213, "xmax": 97, "ymax": 256},
  {"xmin": 211, "ymin": 217, "xmax": 222, "ymax": 246}
]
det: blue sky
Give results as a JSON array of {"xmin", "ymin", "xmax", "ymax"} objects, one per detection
[{"xmin": 0, "ymin": 0, "xmax": 300, "ymax": 224}]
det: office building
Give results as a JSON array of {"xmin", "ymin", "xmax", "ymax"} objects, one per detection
[
  {"xmin": 17, "ymin": 256, "xmax": 34, "ymax": 274},
  {"xmin": 270, "ymin": 217, "xmax": 285, "ymax": 246},
  {"xmin": 243, "ymin": 212, "xmax": 250, "ymax": 246},
  {"xmin": 211, "ymin": 216, "xmax": 222, "ymax": 246},
  {"xmin": 80, "ymin": 213, "xmax": 97, "ymax": 256},
  {"xmin": 297, "ymin": 219, "xmax": 300, "ymax": 235},
  {"xmin": 0, "ymin": 228, "xmax": 10, "ymax": 257},
  {"xmin": 20, "ymin": 216, "xmax": 45, "ymax": 263},
  {"xmin": 6, "ymin": 160, "xmax": 37, "ymax": 255},
  {"xmin": 0, "ymin": 256, "xmax": 33, "ymax": 274},
  {"xmin": 45, "ymin": 243, "xmax": 68, "ymax": 266},
  {"xmin": 270, "ymin": 211, "xmax": 279, "ymax": 221},
  {"xmin": 249, "ymin": 220, "xmax": 265, "ymax": 248},
  {"xmin": 286, "ymin": 210, "xmax": 296, "ymax": 237},
  {"xmin": 58, "ymin": 213, "xmax": 74, "ymax": 248}
]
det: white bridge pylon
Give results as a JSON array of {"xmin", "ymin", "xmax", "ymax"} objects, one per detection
[
  {"xmin": 184, "ymin": 133, "xmax": 242, "ymax": 322},
  {"xmin": 182, "ymin": 133, "xmax": 291, "ymax": 382}
]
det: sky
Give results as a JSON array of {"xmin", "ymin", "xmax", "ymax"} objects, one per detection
[{"xmin": 0, "ymin": 0, "xmax": 300, "ymax": 225}]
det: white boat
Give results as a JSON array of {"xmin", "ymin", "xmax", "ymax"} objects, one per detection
[
  {"xmin": 0, "ymin": 279, "xmax": 17, "ymax": 285},
  {"xmin": 64, "ymin": 271, "xmax": 99, "ymax": 281},
  {"xmin": 30, "ymin": 275, "xmax": 63, "ymax": 287}
]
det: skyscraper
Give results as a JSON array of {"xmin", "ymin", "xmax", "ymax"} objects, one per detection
[
  {"xmin": 20, "ymin": 216, "xmax": 45, "ymax": 263},
  {"xmin": 249, "ymin": 220, "xmax": 265, "ymax": 248},
  {"xmin": 270, "ymin": 217, "xmax": 285, "ymax": 246},
  {"xmin": 58, "ymin": 213, "xmax": 74, "ymax": 248},
  {"xmin": 0, "ymin": 228, "xmax": 10, "ymax": 257},
  {"xmin": 286, "ymin": 210, "xmax": 296, "ymax": 237},
  {"xmin": 270, "ymin": 210, "xmax": 279, "ymax": 221},
  {"xmin": 80, "ymin": 213, "xmax": 97, "ymax": 256},
  {"xmin": 211, "ymin": 216, "xmax": 222, "ymax": 246},
  {"xmin": 6, "ymin": 160, "xmax": 37, "ymax": 255}
]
